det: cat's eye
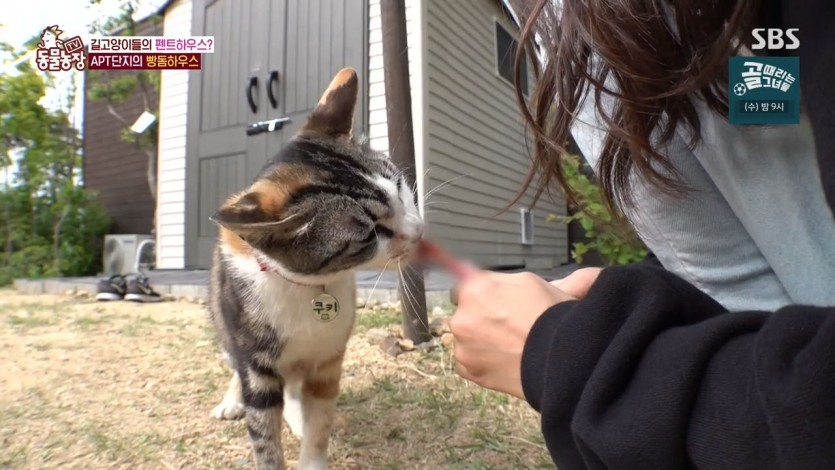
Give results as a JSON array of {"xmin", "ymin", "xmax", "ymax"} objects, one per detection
[
  {"xmin": 360, "ymin": 230, "xmax": 377, "ymax": 244},
  {"xmin": 374, "ymin": 224, "xmax": 395, "ymax": 239}
]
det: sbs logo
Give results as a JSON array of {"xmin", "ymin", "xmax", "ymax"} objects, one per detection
[{"xmin": 751, "ymin": 28, "xmax": 800, "ymax": 50}]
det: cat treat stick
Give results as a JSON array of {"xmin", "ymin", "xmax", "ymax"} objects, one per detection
[{"xmin": 419, "ymin": 239, "xmax": 477, "ymax": 280}]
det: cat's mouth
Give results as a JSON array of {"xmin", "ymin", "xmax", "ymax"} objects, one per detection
[
  {"xmin": 387, "ymin": 233, "xmax": 422, "ymax": 262},
  {"xmin": 388, "ymin": 241, "xmax": 419, "ymax": 262}
]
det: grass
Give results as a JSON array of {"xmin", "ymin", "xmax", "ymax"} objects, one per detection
[
  {"xmin": 72, "ymin": 313, "xmax": 117, "ymax": 331},
  {"xmin": 354, "ymin": 306, "xmax": 402, "ymax": 331},
  {"xmin": 6, "ymin": 313, "xmax": 54, "ymax": 328},
  {"xmin": 0, "ymin": 288, "xmax": 553, "ymax": 469}
]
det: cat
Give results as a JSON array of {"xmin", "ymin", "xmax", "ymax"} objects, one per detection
[{"xmin": 207, "ymin": 68, "xmax": 424, "ymax": 470}]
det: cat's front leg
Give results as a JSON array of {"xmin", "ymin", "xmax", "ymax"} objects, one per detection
[
  {"xmin": 241, "ymin": 363, "xmax": 286, "ymax": 470},
  {"xmin": 298, "ymin": 353, "xmax": 344, "ymax": 470},
  {"xmin": 282, "ymin": 380, "xmax": 305, "ymax": 438},
  {"xmin": 211, "ymin": 370, "xmax": 245, "ymax": 420}
]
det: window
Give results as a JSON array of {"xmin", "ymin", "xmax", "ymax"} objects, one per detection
[
  {"xmin": 520, "ymin": 208, "xmax": 534, "ymax": 245},
  {"xmin": 495, "ymin": 21, "xmax": 528, "ymax": 96}
]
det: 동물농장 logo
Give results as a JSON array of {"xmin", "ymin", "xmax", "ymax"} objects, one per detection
[{"xmin": 35, "ymin": 25, "xmax": 88, "ymax": 72}]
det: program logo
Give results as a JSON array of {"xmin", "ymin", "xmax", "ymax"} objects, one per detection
[
  {"xmin": 35, "ymin": 25, "xmax": 88, "ymax": 72},
  {"xmin": 728, "ymin": 28, "xmax": 800, "ymax": 125}
]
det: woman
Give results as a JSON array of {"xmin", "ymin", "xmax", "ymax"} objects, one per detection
[{"xmin": 445, "ymin": 0, "xmax": 835, "ymax": 468}]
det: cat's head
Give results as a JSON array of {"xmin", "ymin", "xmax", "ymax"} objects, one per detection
[{"xmin": 211, "ymin": 68, "xmax": 423, "ymax": 278}]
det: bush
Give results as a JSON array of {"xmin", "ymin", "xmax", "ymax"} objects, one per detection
[
  {"xmin": 0, "ymin": 185, "xmax": 110, "ymax": 287},
  {"xmin": 549, "ymin": 154, "xmax": 648, "ymax": 266},
  {"xmin": 0, "ymin": 59, "xmax": 111, "ymax": 286}
]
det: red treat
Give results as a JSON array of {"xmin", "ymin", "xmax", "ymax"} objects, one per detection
[{"xmin": 419, "ymin": 239, "xmax": 476, "ymax": 280}]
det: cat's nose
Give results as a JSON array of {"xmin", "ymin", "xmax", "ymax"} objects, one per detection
[
  {"xmin": 411, "ymin": 225, "xmax": 424, "ymax": 242},
  {"xmin": 395, "ymin": 230, "xmax": 422, "ymax": 243}
]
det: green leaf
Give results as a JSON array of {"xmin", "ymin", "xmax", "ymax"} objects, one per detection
[
  {"xmin": 0, "ymin": 41, "xmax": 111, "ymax": 285},
  {"xmin": 558, "ymin": 152, "xmax": 648, "ymax": 265},
  {"xmin": 580, "ymin": 217, "xmax": 595, "ymax": 232},
  {"xmin": 588, "ymin": 202, "xmax": 603, "ymax": 214}
]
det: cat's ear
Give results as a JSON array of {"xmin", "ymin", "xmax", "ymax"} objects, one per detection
[
  {"xmin": 210, "ymin": 187, "xmax": 301, "ymax": 239},
  {"xmin": 299, "ymin": 68, "xmax": 357, "ymax": 138}
]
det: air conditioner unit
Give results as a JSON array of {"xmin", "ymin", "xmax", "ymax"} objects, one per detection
[{"xmin": 102, "ymin": 234, "xmax": 154, "ymax": 276}]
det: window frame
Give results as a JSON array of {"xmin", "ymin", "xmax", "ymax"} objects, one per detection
[{"xmin": 493, "ymin": 19, "xmax": 529, "ymax": 96}]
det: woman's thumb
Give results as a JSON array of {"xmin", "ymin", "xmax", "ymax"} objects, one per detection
[{"xmin": 550, "ymin": 268, "xmax": 602, "ymax": 299}]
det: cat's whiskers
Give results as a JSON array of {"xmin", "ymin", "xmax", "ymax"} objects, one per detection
[
  {"xmin": 388, "ymin": 121, "xmax": 410, "ymax": 157},
  {"xmin": 416, "ymin": 167, "xmax": 435, "ymax": 197},
  {"xmin": 365, "ymin": 259, "xmax": 391, "ymax": 307},
  {"xmin": 397, "ymin": 260, "xmax": 430, "ymax": 333},
  {"xmin": 397, "ymin": 260, "xmax": 415, "ymax": 317},
  {"xmin": 423, "ymin": 174, "xmax": 469, "ymax": 202},
  {"xmin": 391, "ymin": 166, "xmax": 410, "ymax": 182},
  {"xmin": 412, "ymin": 167, "xmax": 430, "ymax": 195}
]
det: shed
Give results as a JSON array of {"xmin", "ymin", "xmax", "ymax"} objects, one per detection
[
  {"xmin": 83, "ymin": 17, "xmax": 162, "ymax": 235},
  {"xmin": 155, "ymin": 0, "xmax": 568, "ymax": 270}
]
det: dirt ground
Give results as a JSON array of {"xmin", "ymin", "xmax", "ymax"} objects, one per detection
[{"xmin": 0, "ymin": 289, "xmax": 553, "ymax": 469}]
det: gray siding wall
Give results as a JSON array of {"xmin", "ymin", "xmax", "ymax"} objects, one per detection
[{"xmin": 423, "ymin": 0, "xmax": 567, "ymax": 268}]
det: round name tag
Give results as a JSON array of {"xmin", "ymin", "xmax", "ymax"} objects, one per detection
[{"xmin": 311, "ymin": 294, "xmax": 339, "ymax": 322}]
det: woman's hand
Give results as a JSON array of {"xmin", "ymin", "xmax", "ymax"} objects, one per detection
[
  {"xmin": 449, "ymin": 271, "xmax": 577, "ymax": 399},
  {"xmin": 550, "ymin": 267, "xmax": 603, "ymax": 298},
  {"xmin": 420, "ymin": 239, "xmax": 603, "ymax": 399}
]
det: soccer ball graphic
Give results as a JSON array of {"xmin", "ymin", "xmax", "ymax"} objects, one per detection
[{"xmin": 733, "ymin": 83, "xmax": 747, "ymax": 96}]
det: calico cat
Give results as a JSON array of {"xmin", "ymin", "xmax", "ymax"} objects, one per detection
[{"xmin": 208, "ymin": 68, "xmax": 423, "ymax": 470}]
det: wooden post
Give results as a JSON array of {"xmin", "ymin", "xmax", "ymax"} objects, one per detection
[{"xmin": 381, "ymin": 0, "xmax": 431, "ymax": 344}]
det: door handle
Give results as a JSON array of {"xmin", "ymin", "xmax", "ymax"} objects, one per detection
[
  {"xmin": 246, "ymin": 76, "xmax": 258, "ymax": 113},
  {"xmin": 246, "ymin": 117, "xmax": 290, "ymax": 136},
  {"xmin": 267, "ymin": 71, "xmax": 280, "ymax": 109}
]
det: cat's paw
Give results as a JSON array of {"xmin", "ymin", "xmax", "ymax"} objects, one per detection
[
  {"xmin": 211, "ymin": 400, "xmax": 245, "ymax": 420},
  {"xmin": 297, "ymin": 459, "xmax": 327, "ymax": 470},
  {"xmin": 283, "ymin": 400, "xmax": 304, "ymax": 438}
]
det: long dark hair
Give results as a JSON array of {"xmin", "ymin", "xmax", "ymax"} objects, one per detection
[{"xmin": 511, "ymin": 0, "xmax": 764, "ymax": 212}]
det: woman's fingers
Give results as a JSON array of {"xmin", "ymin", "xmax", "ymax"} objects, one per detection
[
  {"xmin": 420, "ymin": 239, "xmax": 601, "ymax": 300},
  {"xmin": 451, "ymin": 270, "xmax": 575, "ymax": 305},
  {"xmin": 550, "ymin": 267, "xmax": 603, "ymax": 299},
  {"xmin": 447, "ymin": 270, "xmax": 576, "ymax": 399}
]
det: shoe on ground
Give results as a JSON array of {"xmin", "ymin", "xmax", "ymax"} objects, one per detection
[
  {"xmin": 125, "ymin": 275, "xmax": 162, "ymax": 303},
  {"xmin": 95, "ymin": 275, "xmax": 127, "ymax": 301}
]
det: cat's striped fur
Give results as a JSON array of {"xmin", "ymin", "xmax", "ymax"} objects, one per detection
[{"xmin": 208, "ymin": 68, "xmax": 423, "ymax": 470}]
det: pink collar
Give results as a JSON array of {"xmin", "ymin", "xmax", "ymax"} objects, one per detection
[{"xmin": 258, "ymin": 260, "xmax": 326, "ymax": 290}]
